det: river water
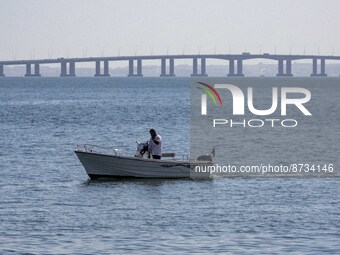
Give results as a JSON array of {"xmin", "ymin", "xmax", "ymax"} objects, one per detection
[{"xmin": 0, "ymin": 77, "xmax": 339, "ymax": 254}]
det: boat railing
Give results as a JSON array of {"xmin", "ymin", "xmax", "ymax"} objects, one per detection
[
  {"xmin": 76, "ymin": 144, "xmax": 122, "ymax": 155},
  {"xmin": 76, "ymin": 144, "xmax": 191, "ymax": 160}
]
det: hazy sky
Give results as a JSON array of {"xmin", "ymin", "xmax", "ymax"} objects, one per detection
[{"xmin": 0, "ymin": 0, "xmax": 340, "ymax": 60}]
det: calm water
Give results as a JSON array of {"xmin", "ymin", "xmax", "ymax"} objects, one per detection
[{"xmin": 0, "ymin": 78, "xmax": 339, "ymax": 254}]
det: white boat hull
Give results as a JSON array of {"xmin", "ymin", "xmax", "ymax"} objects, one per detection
[{"xmin": 75, "ymin": 150, "xmax": 211, "ymax": 179}]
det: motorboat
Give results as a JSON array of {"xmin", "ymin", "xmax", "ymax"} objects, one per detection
[{"xmin": 75, "ymin": 141, "xmax": 214, "ymax": 179}]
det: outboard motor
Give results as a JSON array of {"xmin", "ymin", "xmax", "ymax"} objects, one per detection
[
  {"xmin": 197, "ymin": 147, "xmax": 215, "ymax": 162},
  {"xmin": 135, "ymin": 141, "xmax": 150, "ymax": 158}
]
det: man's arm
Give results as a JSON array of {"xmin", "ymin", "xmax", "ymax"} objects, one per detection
[
  {"xmin": 152, "ymin": 138, "xmax": 160, "ymax": 145},
  {"xmin": 152, "ymin": 136, "xmax": 160, "ymax": 145}
]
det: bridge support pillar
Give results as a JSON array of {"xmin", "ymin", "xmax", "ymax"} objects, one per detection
[
  {"xmin": 137, "ymin": 59, "xmax": 142, "ymax": 76},
  {"xmin": 95, "ymin": 61, "xmax": 100, "ymax": 76},
  {"xmin": 191, "ymin": 57, "xmax": 208, "ymax": 76},
  {"xmin": 61, "ymin": 62, "xmax": 67, "ymax": 76},
  {"xmin": 69, "ymin": 62, "xmax": 76, "ymax": 76},
  {"xmin": 0, "ymin": 65, "xmax": 4, "ymax": 76},
  {"xmin": 321, "ymin": 59, "xmax": 326, "ymax": 75},
  {"xmin": 128, "ymin": 59, "xmax": 143, "ymax": 77},
  {"xmin": 201, "ymin": 58, "xmax": 207, "ymax": 76},
  {"xmin": 25, "ymin": 64, "xmax": 31, "ymax": 76},
  {"xmin": 237, "ymin": 60, "xmax": 244, "ymax": 76},
  {"xmin": 169, "ymin": 58, "xmax": 175, "ymax": 76},
  {"xmin": 95, "ymin": 60, "xmax": 110, "ymax": 76},
  {"xmin": 311, "ymin": 58, "xmax": 327, "ymax": 76},
  {"xmin": 60, "ymin": 61, "xmax": 76, "ymax": 77},
  {"xmin": 192, "ymin": 58, "xmax": 197, "ymax": 76},
  {"xmin": 276, "ymin": 59, "xmax": 293, "ymax": 76},
  {"xmin": 128, "ymin": 59, "xmax": 134, "ymax": 76},
  {"xmin": 277, "ymin": 60, "xmax": 284, "ymax": 76},
  {"xmin": 312, "ymin": 58, "xmax": 317, "ymax": 75},
  {"xmin": 160, "ymin": 58, "xmax": 175, "ymax": 77},
  {"xmin": 227, "ymin": 60, "xmax": 235, "ymax": 76},
  {"xmin": 228, "ymin": 59, "xmax": 243, "ymax": 76},
  {"xmin": 104, "ymin": 60, "xmax": 109, "ymax": 76},
  {"xmin": 25, "ymin": 63, "xmax": 41, "ymax": 77},
  {"xmin": 286, "ymin": 60, "xmax": 292, "ymax": 76},
  {"xmin": 34, "ymin": 64, "xmax": 41, "ymax": 76},
  {"xmin": 161, "ymin": 58, "xmax": 166, "ymax": 76}
]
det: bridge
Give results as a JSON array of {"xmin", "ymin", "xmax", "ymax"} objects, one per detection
[{"xmin": 0, "ymin": 53, "xmax": 340, "ymax": 77}]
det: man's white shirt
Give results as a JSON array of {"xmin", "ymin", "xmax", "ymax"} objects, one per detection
[{"xmin": 149, "ymin": 135, "xmax": 162, "ymax": 156}]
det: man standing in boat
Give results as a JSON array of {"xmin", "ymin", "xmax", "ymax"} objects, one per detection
[{"xmin": 149, "ymin": 129, "xmax": 162, "ymax": 159}]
